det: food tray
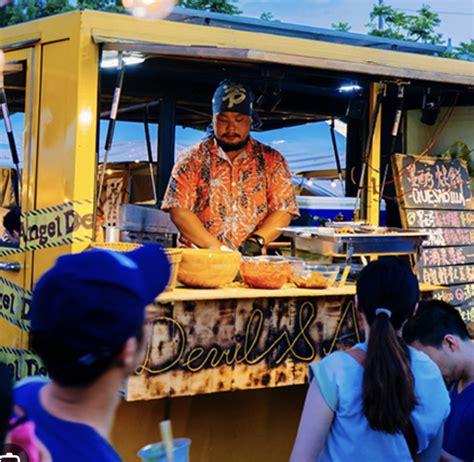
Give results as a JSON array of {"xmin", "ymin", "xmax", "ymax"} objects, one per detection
[{"xmin": 280, "ymin": 227, "xmax": 429, "ymax": 257}]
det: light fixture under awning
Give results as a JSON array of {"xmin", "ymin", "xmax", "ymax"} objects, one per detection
[
  {"xmin": 92, "ymin": 34, "xmax": 474, "ymax": 86},
  {"xmin": 100, "ymin": 50, "xmax": 146, "ymax": 68}
]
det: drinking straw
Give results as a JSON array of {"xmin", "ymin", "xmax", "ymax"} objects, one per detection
[{"xmin": 159, "ymin": 419, "xmax": 174, "ymax": 462}]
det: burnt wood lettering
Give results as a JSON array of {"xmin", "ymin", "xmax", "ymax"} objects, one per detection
[{"xmin": 126, "ymin": 296, "xmax": 360, "ymax": 400}]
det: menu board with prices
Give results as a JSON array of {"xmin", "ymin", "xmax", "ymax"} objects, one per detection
[{"xmin": 393, "ymin": 154, "xmax": 474, "ymax": 333}]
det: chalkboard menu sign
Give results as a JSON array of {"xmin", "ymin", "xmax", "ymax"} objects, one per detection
[
  {"xmin": 395, "ymin": 154, "xmax": 471, "ymax": 210},
  {"xmin": 393, "ymin": 154, "xmax": 474, "ymax": 333}
]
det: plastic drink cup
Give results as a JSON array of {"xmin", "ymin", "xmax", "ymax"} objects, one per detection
[
  {"xmin": 138, "ymin": 438, "xmax": 191, "ymax": 462},
  {"xmin": 104, "ymin": 226, "xmax": 121, "ymax": 243}
]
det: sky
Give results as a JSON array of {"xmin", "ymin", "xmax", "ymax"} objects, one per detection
[
  {"xmin": 1, "ymin": 0, "xmax": 472, "ymax": 198},
  {"xmin": 237, "ymin": 0, "xmax": 474, "ymax": 46}
]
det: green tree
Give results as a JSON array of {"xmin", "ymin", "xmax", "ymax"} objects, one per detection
[
  {"xmin": 332, "ymin": 2, "xmax": 472, "ymax": 60},
  {"xmin": 177, "ymin": 0, "xmax": 240, "ymax": 15},
  {"xmin": 1, "ymin": 0, "xmax": 122, "ymax": 26},
  {"xmin": 260, "ymin": 11, "xmax": 275, "ymax": 21},
  {"xmin": 405, "ymin": 5, "xmax": 442, "ymax": 44},
  {"xmin": 366, "ymin": 4, "xmax": 442, "ymax": 44},
  {"xmin": 331, "ymin": 21, "xmax": 351, "ymax": 32},
  {"xmin": 455, "ymin": 39, "xmax": 474, "ymax": 59}
]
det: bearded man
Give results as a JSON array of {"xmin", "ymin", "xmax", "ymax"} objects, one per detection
[{"xmin": 162, "ymin": 80, "xmax": 298, "ymax": 256}]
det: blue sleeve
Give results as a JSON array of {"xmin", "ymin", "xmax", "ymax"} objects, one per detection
[
  {"xmin": 409, "ymin": 348, "xmax": 451, "ymax": 452},
  {"xmin": 309, "ymin": 355, "xmax": 339, "ymax": 412},
  {"xmin": 442, "ymin": 387, "xmax": 474, "ymax": 460}
]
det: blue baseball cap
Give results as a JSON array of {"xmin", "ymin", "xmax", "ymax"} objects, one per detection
[{"xmin": 31, "ymin": 244, "xmax": 171, "ymax": 365}]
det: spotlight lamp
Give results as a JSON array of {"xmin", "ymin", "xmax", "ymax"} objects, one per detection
[
  {"xmin": 420, "ymin": 87, "xmax": 441, "ymax": 126},
  {"xmin": 122, "ymin": 0, "xmax": 176, "ymax": 19}
]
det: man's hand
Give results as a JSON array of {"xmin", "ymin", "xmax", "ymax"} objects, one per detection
[
  {"xmin": 239, "ymin": 235, "xmax": 264, "ymax": 256},
  {"xmin": 169, "ymin": 208, "xmax": 222, "ymax": 249}
]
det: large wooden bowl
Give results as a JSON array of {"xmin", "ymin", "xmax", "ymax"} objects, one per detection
[{"xmin": 177, "ymin": 249, "xmax": 241, "ymax": 288}]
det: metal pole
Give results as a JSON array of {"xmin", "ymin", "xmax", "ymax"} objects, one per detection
[
  {"xmin": 380, "ymin": 81, "xmax": 409, "ymax": 201},
  {"xmin": 378, "ymin": 0, "xmax": 384, "ymax": 31},
  {"xmin": 329, "ymin": 118, "xmax": 345, "ymax": 196},
  {"xmin": 0, "ymin": 73, "xmax": 22, "ymax": 206},
  {"xmin": 143, "ymin": 106, "xmax": 158, "ymax": 204},
  {"xmin": 157, "ymin": 94, "xmax": 176, "ymax": 203},
  {"xmin": 353, "ymin": 83, "xmax": 385, "ymax": 221},
  {"xmin": 96, "ymin": 53, "xmax": 125, "ymax": 218}
]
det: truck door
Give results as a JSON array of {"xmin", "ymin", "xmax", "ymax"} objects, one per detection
[{"xmin": 0, "ymin": 47, "xmax": 44, "ymax": 380}]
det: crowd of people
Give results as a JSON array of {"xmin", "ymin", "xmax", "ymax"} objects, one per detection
[
  {"xmin": 291, "ymin": 257, "xmax": 474, "ymax": 462},
  {"xmin": 0, "ymin": 252, "xmax": 471, "ymax": 461}
]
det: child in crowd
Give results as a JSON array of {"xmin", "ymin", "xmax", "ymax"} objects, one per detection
[{"xmin": 14, "ymin": 244, "xmax": 170, "ymax": 462}]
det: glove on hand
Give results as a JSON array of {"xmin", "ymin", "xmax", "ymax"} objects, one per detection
[{"xmin": 239, "ymin": 235, "xmax": 264, "ymax": 256}]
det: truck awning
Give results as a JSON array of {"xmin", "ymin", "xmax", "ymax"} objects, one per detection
[{"xmin": 94, "ymin": 35, "xmax": 474, "ymax": 86}]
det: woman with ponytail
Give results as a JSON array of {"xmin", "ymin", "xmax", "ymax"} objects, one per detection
[{"xmin": 291, "ymin": 258, "xmax": 450, "ymax": 461}]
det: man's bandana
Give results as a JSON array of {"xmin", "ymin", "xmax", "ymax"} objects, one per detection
[{"xmin": 212, "ymin": 80, "xmax": 253, "ymax": 115}]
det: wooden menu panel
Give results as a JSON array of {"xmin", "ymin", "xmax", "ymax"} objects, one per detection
[
  {"xmin": 420, "ymin": 246, "xmax": 474, "ymax": 267},
  {"xmin": 433, "ymin": 284, "xmax": 474, "ymax": 334},
  {"xmin": 393, "ymin": 155, "xmax": 472, "ymax": 210},
  {"xmin": 433, "ymin": 283, "xmax": 474, "ymax": 309},
  {"xmin": 420, "ymin": 264, "xmax": 474, "ymax": 286},
  {"xmin": 406, "ymin": 209, "xmax": 474, "ymax": 228},
  {"xmin": 417, "ymin": 228, "xmax": 474, "ymax": 247},
  {"xmin": 393, "ymin": 154, "xmax": 474, "ymax": 331}
]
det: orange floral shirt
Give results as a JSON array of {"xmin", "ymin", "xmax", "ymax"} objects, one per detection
[{"xmin": 162, "ymin": 137, "xmax": 299, "ymax": 247}]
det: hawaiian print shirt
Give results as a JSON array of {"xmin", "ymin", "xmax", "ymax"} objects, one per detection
[{"xmin": 162, "ymin": 137, "xmax": 299, "ymax": 247}]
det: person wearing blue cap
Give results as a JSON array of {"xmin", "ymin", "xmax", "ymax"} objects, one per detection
[
  {"xmin": 13, "ymin": 244, "xmax": 171, "ymax": 462},
  {"xmin": 162, "ymin": 80, "xmax": 299, "ymax": 256}
]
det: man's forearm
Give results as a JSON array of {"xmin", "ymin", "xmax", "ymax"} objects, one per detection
[
  {"xmin": 169, "ymin": 208, "xmax": 222, "ymax": 249},
  {"xmin": 253, "ymin": 210, "xmax": 292, "ymax": 244}
]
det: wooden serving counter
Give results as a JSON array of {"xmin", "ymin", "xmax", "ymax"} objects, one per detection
[
  {"xmin": 125, "ymin": 283, "xmax": 440, "ymax": 402},
  {"xmin": 156, "ymin": 285, "xmax": 357, "ymax": 302},
  {"xmin": 156, "ymin": 283, "xmax": 439, "ymax": 302},
  {"xmin": 114, "ymin": 283, "xmax": 443, "ymax": 461}
]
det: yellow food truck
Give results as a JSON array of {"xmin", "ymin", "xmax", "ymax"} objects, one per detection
[{"xmin": 1, "ymin": 9, "xmax": 473, "ymax": 461}]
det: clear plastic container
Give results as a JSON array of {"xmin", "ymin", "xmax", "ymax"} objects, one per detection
[
  {"xmin": 240, "ymin": 256, "xmax": 291, "ymax": 289},
  {"xmin": 291, "ymin": 262, "xmax": 340, "ymax": 289},
  {"xmin": 138, "ymin": 438, "xmax": 191, "ymax": 462}
]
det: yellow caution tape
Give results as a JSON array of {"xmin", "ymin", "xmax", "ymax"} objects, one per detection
[
  {"xmin": 0, "ymin": 247, "xmax": 23, "ymax": 258},
  {"xmin": 0, "ymin": 277, "xmax": 32, "ymax": 332},
  {"xmin": 0, "ymin": 346, "xmax": 47, "ymax": 381},
  {"xmin": 20, "ymin": 199, "xmax": 94, "ymax": 251}
]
